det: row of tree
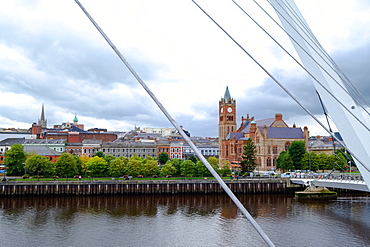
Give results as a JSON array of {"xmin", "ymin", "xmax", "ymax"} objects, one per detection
[
  {"xmin": 4, "ymin": 144, "xmax": 231, "ymax": 178},
  {"xmin": 276, "ymin": 140, "xmax": 355, "ymax": 172}
]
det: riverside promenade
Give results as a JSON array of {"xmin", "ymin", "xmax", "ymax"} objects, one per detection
[{"xmin": 0, "ymin": 178, "xmax": 301, "ymax": 196}]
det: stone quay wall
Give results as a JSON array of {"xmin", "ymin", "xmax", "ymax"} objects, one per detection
[{"xmin": 0, "ymin": 178, "xmax": 301, "ymax": 196}]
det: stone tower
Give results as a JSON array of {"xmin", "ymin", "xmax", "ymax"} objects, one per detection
[{"xmin": 218, "ymin": 86, "xmax": 236, "ymax": 161}]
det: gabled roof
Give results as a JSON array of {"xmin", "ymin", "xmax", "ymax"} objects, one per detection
[
  {"xmin": 24, "ymin": 146, "xmax": 62, "ymax": 156},
  {"xmin": 259, "ymin": 127, "xmax": 304, "ymax": 139},
  {"xmin": 0, "ymin": 138, "xmax": 25, "ymax": 146}
]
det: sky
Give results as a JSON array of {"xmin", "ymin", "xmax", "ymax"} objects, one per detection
[{"xmin": 0, "ymin": 0, "xmax": 369, "ymax": 137}]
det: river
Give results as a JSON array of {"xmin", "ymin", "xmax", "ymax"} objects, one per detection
[{"xmin": 0, "ymin": 193, "xmax": 369, "ymax": 247}]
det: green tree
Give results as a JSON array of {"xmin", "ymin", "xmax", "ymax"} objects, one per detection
[
  {"xmin": 86, "ymin": 156, "xmax": 109, "ymax": 177},
  {"xmin": 207, "ymin": 157, "xmax": 219, "ymax": 167},
  {"xmin": 109, "ymin": 156, "xmax": 128, "ymax": 177},
  {"xmin": 276, "ymin": 151, "xmax": 294, "ymax": 172},
  {"xmin": 240, "ymin": 139, "xmax": 258, "ymax": 173},
  {"xmin": 126, "ymin": 156, "xmax": 143, "ymax": 177},
  {"xmin": 158, "ymin": 152, "xmax": 169, "ymax": 165},
  {"xmin": 189, "ymin": 155, "xmax": 197, "ymax": 164},
  {"xmin": 170, "ymin": 158, "xmax": 182, "ymax": 176},
  {"xmin": 104, "ymin": 155, "xmax": 116, "ymax": 166},
  {"xmin": 181, "ymin": 160, "xmax": 196, "ymax": 177},
  {"xmin": 301, "ymin": 152, "xmax": 319, "ymax": 171},
  {"xmin": 218, "ymin": 164, "xmax": 231, "ymax": 176},
  {"xmin": 160, "ymin": 161, "xmax": 176, "ymax": 177},
  {"xmin": 195, "ymin": 160, "xmax": 209, "ymax": 177},
  {"xmin": 288, "ymin": 140, "xmax": 306, "ymax": 170},
  {"xmin": 73, "ymin": 154, "xmax": 83, "ymax": 175},
  {"xmin": 94, "ymin": 151, "xmax": 105, "ymax": 158},
  {"xmin": 55, "ymin": 153, "xmax": 78, "ymax": 178},
  {"xmin": 317, "ymin": 153, "xmax": 329, "ymax": 171},
  {"xmin": 24, "ymin": 154, "xmax": 52, "ymax": 178},
  {"xmin": 195, "ymin": 158, "xmax": 219, "ymax": 177},
  {"xmin": 5, "ymin": 144, "xmax": 27, "ymax": 175},
  {"xmin": 141, "ymin": 158, "xmax": 158, "ymax": 177}
]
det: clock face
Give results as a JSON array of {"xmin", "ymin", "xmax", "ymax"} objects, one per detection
[
  {"xmin": 227, "ymin": 107, "xmax": 232, "ymax": 113},
  {"xmin": 220, "ymin": 107, "xmax": 224, "ymax": 113}
]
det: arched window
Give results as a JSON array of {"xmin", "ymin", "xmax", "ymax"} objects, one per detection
[
  {"xmin": 267, "ymin": 157, "xmax": 272, "ymax": 166},
  {"xmin": 285, "ymin": 142, "xmax": 291, "ymax": 151}
]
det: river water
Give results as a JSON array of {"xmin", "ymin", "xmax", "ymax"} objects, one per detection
[{"xmin": 0, "ymin": 193, "xmax": 369, "ymax": 247}]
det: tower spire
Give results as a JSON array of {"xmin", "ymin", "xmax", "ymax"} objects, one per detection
[
  {"xmin": 38, "ymin": 104, "xmax": 47, "ymax": 129},
  {"xmin": 41, "ymin": 104, "xmax": 45, "ymax": 121},
  {"xmin": 224, "ymin": 86, "xmax": 231, "ymax": 102}
]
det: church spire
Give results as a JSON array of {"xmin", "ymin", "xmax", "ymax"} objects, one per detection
[
  {"xmin": 38, "ymin": 104, "xmax": 47, "ymax": 129},
  {"xmin": 41, "ymin": 104, "xmax": 45, "ymax": 121}
]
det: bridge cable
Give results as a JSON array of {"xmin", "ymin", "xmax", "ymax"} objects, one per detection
[
  {"xmin": 279, "ymin": 0, "xmax": 370, "ymax": 109},
  {"xmin": 191, "ymin": 0, "xmax": 370, "ymax": 175},
  {"xmin": 73, "ymin": 1, "xmax": 274, "ymax": 247},
  {"xmin": 268, "ymin": 0, "xmax": 370, "ymax": 109},
  {"xmin": 232, "ymin": 0, "xmax": 370, "ymax": 133},
  {"xmin": 252, "ymin": 0, "xmax": 370, "ymax": 114}
]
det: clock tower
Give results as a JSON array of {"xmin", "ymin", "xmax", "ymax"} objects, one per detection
[{"xmin": 219, "ymin": 86, "xmax": 236, "ymax": 143}]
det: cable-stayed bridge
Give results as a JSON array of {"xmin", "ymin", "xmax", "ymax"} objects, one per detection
[{"xmin": 291, "ymin": 177, "xmax": 369, "ymax": 192}]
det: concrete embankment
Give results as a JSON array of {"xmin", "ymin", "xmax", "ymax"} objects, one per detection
[{"xmin": 0, "ymin": 178, "xmax": 300, "ymax": 196}]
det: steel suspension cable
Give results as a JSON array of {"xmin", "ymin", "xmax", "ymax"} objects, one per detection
[
  {"xmin": 74, "ymin": 1, "xmax": 274, "ymax": 246},
  {"xmin": 191, "ymin": 0, "xmax": 370, "ymax": 175},
  {"xmin": 273, "ymin": 0, "xmax": 370, "ymax": 109},
  {"xmin": 280, "ymin": 0, "xmax": 370, "ymax": 109},
  {"xmin": 262, "ymin": 0, "xmax": 370, "ymax": 112},
  {"xmin": 232, "ymin": 0, "xmax": 370, "ymax": 132}
]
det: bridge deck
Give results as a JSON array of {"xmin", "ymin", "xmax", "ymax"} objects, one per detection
[{"xmin": 291, "ymin": 178, "xmax": 369, "ymax": 192}]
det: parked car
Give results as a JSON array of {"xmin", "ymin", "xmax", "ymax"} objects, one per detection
[
  {"xmin": 264, "ymin": 171, "xmax": 276, "ymax": 177},
  {"xmin": 281, "ymin": 172, "xmax": 293, "ymax": 178}
]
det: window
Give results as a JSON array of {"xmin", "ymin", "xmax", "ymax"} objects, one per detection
[
  {"xmin": 267, "ymin": 157, "xmax": 272, "ymax": 166},
  {"xmin": 267, "ymin": 146, "xmax": 271, "ymax": 154},
  {"xmin": 285, "ymin": 142, "xmax": 290, "ymax": 151},
  {"xmin": 272, "ymin": 146, "xmax": 278, "ymax": 154}
]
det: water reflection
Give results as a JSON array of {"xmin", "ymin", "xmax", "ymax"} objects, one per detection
[{"xmin": 0, "ymin": 194, "xmax": 369, "ymax": 247}]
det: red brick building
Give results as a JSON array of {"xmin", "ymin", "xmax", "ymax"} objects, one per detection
[{"xmin": 218, "ymin": 87, "xmax": 309, "ymax": 171}]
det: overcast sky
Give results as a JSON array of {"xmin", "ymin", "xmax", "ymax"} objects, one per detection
[{"xmin": 0, "ymin": 0, "xmax": 369, "ymax": 137}]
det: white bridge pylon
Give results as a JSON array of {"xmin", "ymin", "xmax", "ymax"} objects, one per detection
[{"xmin": 271, "ymin": 0, "xmax": 370, "ymax": 190}]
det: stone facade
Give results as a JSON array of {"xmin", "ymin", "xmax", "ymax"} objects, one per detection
[{"xmin": 219, "ymin": 87, "xmax": 309, "ymax": 171}]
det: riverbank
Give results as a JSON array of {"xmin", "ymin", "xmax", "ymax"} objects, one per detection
[{"xmin": 0, "ymin": 178, "xmax": 303, "ymax": 196}]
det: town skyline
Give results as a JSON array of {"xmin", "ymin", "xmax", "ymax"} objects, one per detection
[{"xmin": 0, "ymin": 1, "xmax": 369, "ymax": 137}]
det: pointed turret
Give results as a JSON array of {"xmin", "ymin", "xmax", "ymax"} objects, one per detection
[{"xmin": 222, "ymin": 86, "xmax": 235, "ymax": 104}]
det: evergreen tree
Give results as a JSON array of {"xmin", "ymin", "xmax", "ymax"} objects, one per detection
[{"xmin": 240, "ymin": 139, "xmax": 258, "ymax": 173}]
